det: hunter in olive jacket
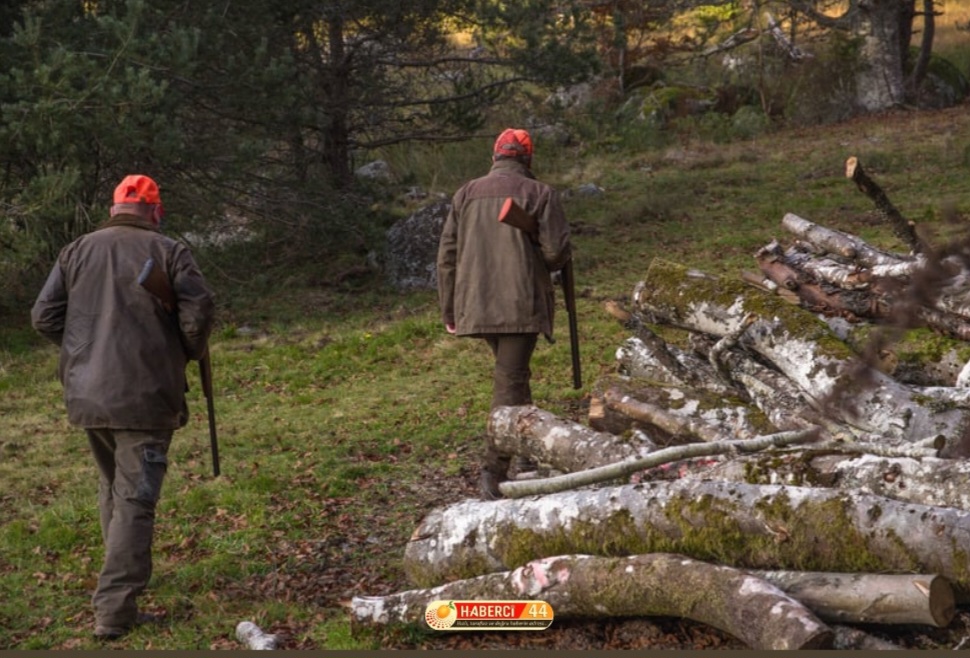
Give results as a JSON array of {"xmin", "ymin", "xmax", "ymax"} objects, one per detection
[
  {"xmin": 31, "ymin": 215, "xmax": 215, "ymax": 430},
  {"xmin": 437, "ymin": 158, "xmax": 571, "ymax": 340}
]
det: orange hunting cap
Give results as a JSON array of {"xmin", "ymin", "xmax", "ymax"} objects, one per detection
[
  {"xmin": 113, "ymin": 174, "xmax": 162, "ymax": 205},
  {"xmin": 493, "ymin": 128, "xmax": 533, "ymax": 159}
]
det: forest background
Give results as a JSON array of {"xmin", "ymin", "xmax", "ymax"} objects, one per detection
[{"xmin": 2, "ymin": 0, "xmax": 970, "ymax": 649}]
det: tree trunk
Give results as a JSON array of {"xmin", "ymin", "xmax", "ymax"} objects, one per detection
[
  {"xmin": 403, "ymin": 479, "xmax": 970, "ymax": 599},
  {"xmin": 852, "ymin": 0, "xmax": 907, "ymax": 111},
  {"xmin": 353, "ymin": 553, "xmax": 833, "ymax": 650},
  {"xmin": 635, "ymin": 259, "xmax": 970, "ymax": 456}
]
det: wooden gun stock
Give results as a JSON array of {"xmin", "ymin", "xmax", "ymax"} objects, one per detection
[
  {"xmin": 138, "ymin": 258, "xmax": 220, "ymax": 477},
  {"xmin": 498, "ymin": 197, "xmax": 538, "ymax": 239},
  {"xmin": 137, "ymin": 258, "xmax": 176, "ymax": 313},
  {"xmin": 497, "ymin": 198, "xmax": 581, "ymax": 389}
]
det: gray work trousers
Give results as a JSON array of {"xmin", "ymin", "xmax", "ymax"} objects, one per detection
[
  {"xmin": 483, "ymin": 333, "xmax": 538, "ymax": 475},
  {"xmin": 87, "ymin": 428, "xmax": 172, "ymax": 629}
]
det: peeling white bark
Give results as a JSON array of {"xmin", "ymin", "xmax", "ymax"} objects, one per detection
[
  {"xmin": 354, "ymin": 553, "xmax": 833, "ymax": 650},
  {"xmin": 404, "ymin": 479, "xmax": 970, "ymax": 599},
  {"xmin": 487, "ymin": 405, "xmax": 657, "ymax": 472},
  {"xmin": 635, "ymin": 259, "xmax": 970, "ymax": 455}
]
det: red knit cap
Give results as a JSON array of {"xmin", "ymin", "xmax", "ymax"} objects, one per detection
[
  {"xmin": 493, "ymin": 128, "xmax": 533, "ymax": 159},
  {"xmin": 113, "ymin": 175, "xmax": 162, "ymax": 205}
]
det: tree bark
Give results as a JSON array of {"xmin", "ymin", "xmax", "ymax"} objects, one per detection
[
  {"xmin": 498, "ymin": 428, "xmax": 819, "ymax": 498},
  {"xmin": 852, "ymin": 0, "xmax": 907, "ymax": 111},
  {"xmin": 487, "ymin": 405, "xmax": 657, "ymax": 473},
  {"xmin": 601, "ymin": 385, "xmax": 760, "ymax": 443},
  {"xmin": 846, "ymin": 156, "xmax": 922, "ymax": 253},
  {"xmin": 749, "ymin": 570, "xmax": 955, "ymax": 627},
  {"xmin": 781, "ymin": 213, "xmax": 913, "ymax": 268},
  {"xmin": 403, "ymin": 479, "xmax": 970, "ymax": 599},
  {"xmin": 634, "ymin": 259, "xmax": 970, "ymax": 456},
  {"xmin": 353, "ymin": 553, "xmax": 833, "ymax": 650},
  {"xmin": 760, "ymin": 215, "xmax": 970, "ymax": 340},
  {"xmin": 832, "ymin": 625, "xmax": 903, "ymax": 650},
  {"xmin": 704, "ymin": 451, "xmax": 970, "ymax": 512}
]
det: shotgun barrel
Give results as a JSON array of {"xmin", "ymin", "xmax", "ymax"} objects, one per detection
[{"xmin": 138, "ymin": 258, "xmax": 221, "ymax": 477}]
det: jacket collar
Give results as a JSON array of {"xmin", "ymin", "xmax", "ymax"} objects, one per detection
[
  {"xmin": 98, "ymin": 214, "xmax": 160, "ymax": 232},
  {"xmin": 489, "ymin": 158, "xmax": 536, "ymax": 179}
]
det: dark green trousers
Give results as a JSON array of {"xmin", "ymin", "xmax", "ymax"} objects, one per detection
[
  {"xmin": 483, "ymin": 333, "xmax": 538, "ymax": 476},
  {"xmin": 484, "ymin": 333, "xmax": 538, "ymax": 408},
  {"xmin": 87, "ymin": 428, "xmax": 172, "ymax": 630}
]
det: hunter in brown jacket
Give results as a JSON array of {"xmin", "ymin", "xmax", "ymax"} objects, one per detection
[
  {"xmin": 31, "ymin": 174, "xmax": 215, "ymax": 641},
  {"xmin": 437, "ymin": 128, "xmax": 572, "ymax": 498}
]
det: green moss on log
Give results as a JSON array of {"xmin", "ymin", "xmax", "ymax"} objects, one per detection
[
  {"xmin": 641, "ymin": 259, "xmax": 854, "ymax": 360},
  {"xmin": 480, "ymin": 489, "xmax": 919, "ymax": 580}
]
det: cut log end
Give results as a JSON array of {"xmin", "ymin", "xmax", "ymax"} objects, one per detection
[
  {"xmin": 928, "ymin": 575, "xmax": 958, "ymax": 627},
  {"xmin": 845, "ymin": 156, "xmax": 859, "ymax": 179}
]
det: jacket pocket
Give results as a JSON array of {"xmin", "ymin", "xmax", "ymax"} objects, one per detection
[
  {"xmin": 63, "ymin": 311, "xmax": 96, "ymax": 356},
  {"xmin": 135, "ymin": 447, "xmax": 169, "ymax": 504}
]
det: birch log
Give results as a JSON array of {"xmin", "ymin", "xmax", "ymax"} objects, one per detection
[
  {"xmin": 704, "ymin": 452, "xmax": 970, "ymax": 512},
  {"xmin": 616, "ymin": 335, "xmax": 838, "ymax": 435},
  {"xmin": 750, "ymin": 570, "xmax": 955, "ymax": 627},
  {"xmin": 634, "ymin": 259, "xmax": 970, "ymax": 456},
  {"xmin": 352, "ymin": 554, "xmax": 833, "ymax": 650},
  {"xmin": 601, "ymin": 386, "xmax": 758, "ymax": 443},
  {"xmin": 498, "ymin": 428, "xmax": 819, "ymax": 498},
  {"xmin": 781, "ymin": 213, "xmax": 914, "ymax": 268},
  {"xmin": 831, "ymin": 626, "xmax": 902, "ymax": 650},
  {"xmin": 403, "ymin": 480, "xmax": 970, "ymax": 598},
  {"xmin": 487, "ymin": 405, "xmax": 658, "ymax": 472}
]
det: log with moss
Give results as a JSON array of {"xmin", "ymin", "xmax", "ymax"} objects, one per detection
[
  {"xmin": 403, "ymin": 479, "xmax": 970, "ymax": 599},
  {"xmin": 353, "ymin": 553, "xmax": 832, "ymax": 650},
  {"xmin": 486, "ymin": 405, "xmax": 658, "ymax": 473},
  {"xmin": 634, "ymin": 259, "xmax": 970, "ymax": 456},
  {"xmin": 696, "ymin": 451, "xmax": 970, "ymax": 513}
]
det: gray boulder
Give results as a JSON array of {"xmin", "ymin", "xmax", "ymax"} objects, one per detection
[
  {"xmin": 384, "ymin": 199, "xmax": 450, "ymax": 290},
  {"xmin": 355, "ymin": 160, "xmax": 394, "ymax": 182}
]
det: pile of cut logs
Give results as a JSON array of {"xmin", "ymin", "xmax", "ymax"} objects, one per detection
[{"xmin": 351, "ymin": 159, "xmax": 970, "ymax": 650}]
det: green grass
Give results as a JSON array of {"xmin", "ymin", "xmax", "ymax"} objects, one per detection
[{"xmin": 5, "ymin": 99, "xmax": 970, "ymax": 648}]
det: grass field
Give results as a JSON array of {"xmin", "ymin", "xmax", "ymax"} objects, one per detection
[{"xmin": 3, "ymin": 20, "xmax": 970, "ymax": 649}]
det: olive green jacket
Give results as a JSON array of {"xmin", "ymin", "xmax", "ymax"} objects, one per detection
[
  {"xmin": 437, "ymin": 159, "xmax": 571, "ymax": 340},
  {"xmin": 31, "ymin": 215, "xmax": 215, "ymax": 430}
]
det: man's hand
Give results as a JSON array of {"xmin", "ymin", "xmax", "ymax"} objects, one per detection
[{"xmin": 445, "ymin": 322, "xmax": 457, "ymax": 334}]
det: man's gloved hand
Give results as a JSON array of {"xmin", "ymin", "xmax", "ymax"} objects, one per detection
[{"xmin": 551, "ymin": 270, "xmax": 563, "ymax": 286}]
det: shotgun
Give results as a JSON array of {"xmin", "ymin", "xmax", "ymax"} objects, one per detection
[
  {"xmin": 138, "ymin": 258, "xmax": 221, "ymax": 476},
  {"xmin": 498, "ymin": 198, "xmax": 582, "ymax": 389}
]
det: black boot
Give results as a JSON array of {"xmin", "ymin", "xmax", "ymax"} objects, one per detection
[{"xmin": 480, "ymin": 448, "xmax": 511, "ymax": 500}]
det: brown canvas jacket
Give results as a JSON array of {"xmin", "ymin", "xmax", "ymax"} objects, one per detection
[
  {"xmin": 437, "ymin": 159, "xmax": 571, "ymax": 339},
  {"xmin": 31, "ymin": 215, "xmax": 215, "ymax": 430}
]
